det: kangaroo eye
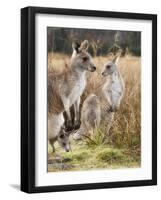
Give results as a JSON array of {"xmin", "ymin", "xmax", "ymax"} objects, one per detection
[
  {"xmin": 82, "ymin": 57, "xmax": 88, "ymax": 62},
  {"xmin": 59, "ymin": 134, "xmax": 64, "ymax": 138},
  {"xmin": 106, "ymin": 65, "xmax": 111, "ymax": 69},
  {"xmin": 62, "ymin": 142, "xmax": 66, "ymax": 146}
]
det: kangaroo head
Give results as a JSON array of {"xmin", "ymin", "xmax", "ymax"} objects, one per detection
[
  {"xmin": 85, "ymin": 94, "xmax": 99, "ymax": 105},
  {"xmin": 57, "ymin": 127, "xmax": 71, "ymax": 152},
  {"xmin": 101, "ymin": 54, "xmax": 120, "ymax": 76},
  {"xmin": 71, "ymin": 40, "xmax": 96, "ymax": 72}
]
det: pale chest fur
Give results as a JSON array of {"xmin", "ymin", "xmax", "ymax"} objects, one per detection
[
  {"xmin": 69, "ymin": 74, "xmax": 86, "ymax": 106},
  {"xmin": 103, "ymin": 72, "xmax": 124, "ymax": 95},
  {"xmin": 102, "ymin": 72, "xmax": 124, "ymax": 110}
]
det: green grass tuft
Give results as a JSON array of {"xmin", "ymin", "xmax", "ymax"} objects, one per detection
[
  {"xmin": 62, "ymin": 150, "xmax": 89, "ymax": 162},
  {"xmin": 96, "ymin": 148, "xmax": 124, "ymax": 162}
]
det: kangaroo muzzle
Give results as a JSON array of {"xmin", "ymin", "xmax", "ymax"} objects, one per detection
[
  {"xmin": 102, "ymin": 71, "xmax": 108, "ymax": 76},
  {"xmin": 89, "ymin": 65, "xmax": 96, "ymax": 72}
]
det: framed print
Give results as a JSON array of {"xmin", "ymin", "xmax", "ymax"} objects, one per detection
[{"xmin": 21, "ymin": 6, "xmax": 157, "ymax": 193}]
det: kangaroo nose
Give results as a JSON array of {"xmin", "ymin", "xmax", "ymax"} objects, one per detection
[{"xmin": 89, "ymin": 65, "xmax": 96, "ymax": 72}]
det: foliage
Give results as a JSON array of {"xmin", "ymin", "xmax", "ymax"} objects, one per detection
[{"xmin": 47, "ymin": 28, "xmax": 141, "ymax": 56}]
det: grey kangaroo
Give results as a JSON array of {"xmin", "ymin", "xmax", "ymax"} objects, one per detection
[
  {"xmin": 48, "ymin": 40, "xmax": 96, "ymax": 151},
  {"xmin": 100, "ymin": 52, "xmax": 125, "ymax": 136},
  {"xmin": 73, "ymin": 94, "xmax": 101, "ymax": 140},
  {"xmin": 101, "ymin": 52, "xmax": 124, "ymax": 112},
  {"xmin": 49, "ymin": 126, "xmax": 71, "ymax": 152}
]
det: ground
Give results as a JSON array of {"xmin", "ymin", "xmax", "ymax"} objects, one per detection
[{"xmin": 48, "ymin": 139, "xmax": 141, "ymax": 172}]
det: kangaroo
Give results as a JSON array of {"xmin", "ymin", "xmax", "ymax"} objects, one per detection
[
  {"xmin": 101, "ymin": 53, "xmax": 124, "ymax": 112},
  {"xmin": 48, "ymin": 40, "xmax": 96, "ymax": 149},
  {"xmin": 96, "ymin": 53, "xmax": 125, "ymax": 137},
  {"xmin": 73, "ymin": 94, "xmax": 101, "ymax": 140},
  {"xmin": 48, "ymin": 126, "xmax": 71, "ymax": 152}
]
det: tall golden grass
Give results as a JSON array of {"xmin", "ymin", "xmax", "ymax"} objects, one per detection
[{"xmin": 48, "ymin": 53, "xmax": 141, "ymax": 151}]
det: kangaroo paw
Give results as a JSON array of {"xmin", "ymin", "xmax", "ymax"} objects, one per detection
[
  {"xmin": 108, "ymin": 106, "xmax": 118, "ymax": 112},
  {"xmin": 65, "ymin": 120, "xmax": 74, "ymax": 132},
  {"xmin": 74, "ymin": 120, "xmax": 81, "ymax": 130}
]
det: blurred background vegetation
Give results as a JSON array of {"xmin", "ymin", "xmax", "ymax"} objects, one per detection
[{"xmin": 47, "ymin": 27, "xmax": 141, "ymax": 56}]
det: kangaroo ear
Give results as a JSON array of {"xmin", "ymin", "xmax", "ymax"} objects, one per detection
[
  {"xmin": 112, "ymin": 49, "xmax": 122, "ymax": 64},
  {"xmin": 79, "ymin": 40, "xmax": 89, "ymax": 51},
  {"xmin": 112, "ymin": 55, "xmax": 120, "ymax": 64},
  {"xmin": 72, "ymin": 41, "xmax": 80, "ymax": 53}
]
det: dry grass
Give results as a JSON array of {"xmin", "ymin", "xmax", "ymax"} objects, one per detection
[{"xmin": 48, "ymin": 53, "xmax": 141, "ymax": 171}]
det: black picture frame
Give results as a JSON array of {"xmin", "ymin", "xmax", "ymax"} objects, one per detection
[{"xmin": 21, "ymin": 6, "xmax": 157, "ymax": 193}]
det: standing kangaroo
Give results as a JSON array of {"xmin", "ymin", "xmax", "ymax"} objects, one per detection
[
  {"xmin": 73, "ymin": 94, "xmax": 101, "ymax": 140},
  {"xmin": 101, "ymin": 53, "xmax": 124, "ymax": 112},
  {"xmin": 99, "ymin": 53, "xmax": 124, "ymax": 136},
  {"xmin": 48, "ymin": 40, "xmax": 96, "ymax": 151}
]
